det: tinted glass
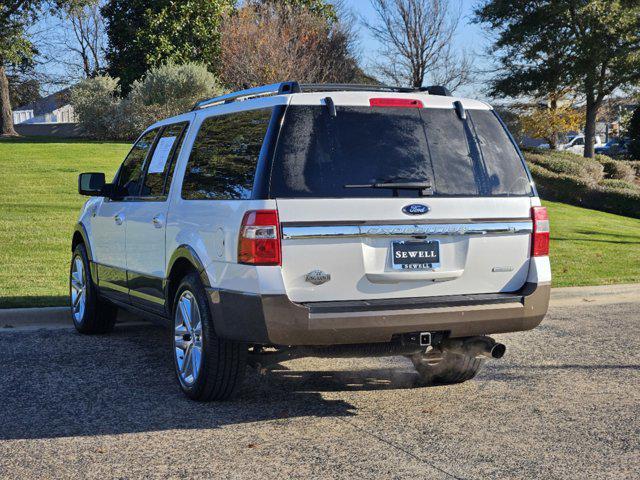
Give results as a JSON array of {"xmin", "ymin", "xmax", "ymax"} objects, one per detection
[
  {"xmin": 270, "ymin": 106, "xmax": 532, "ymax": 198},
  {"xmin": 182, "ymin": 108, "xmax": 272, "ymax": 200},
  {"xmin": 270, "ymin": 106, "xmax": 432, "ymax": 198},
  {"xmin": 140, "ymin": 122, "xmax": 188, "ymax": 197},
  {"xmin": 467, "ymin": 110, "xmax": 532, "ymax": 195},
  {"xmin": 421, "ymin": 109, "xmax": 479, "ymax": 195},
  {"xmin": 116, "ymin": 129, "xmax": 158, "ymax": 197}
]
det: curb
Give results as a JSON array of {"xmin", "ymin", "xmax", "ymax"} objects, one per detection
[
  {"xmin": 0, "ymin": 307, "xmax": 140, "ymax": 331},
  {"xmin": 0, "ymin": 307, "xmax": 69, "ymax": 329},
  {"xmin": 550, "ymin": 283, "xmax": 639, "ymax": 307}
]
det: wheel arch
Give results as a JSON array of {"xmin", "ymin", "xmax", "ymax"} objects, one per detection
[
  {"xmin": 164, "ymin": 245, "xmax": 212, "ymax": 316},
  {"xmin": 72, "ymin": 223, "xmax": 98, "ymax": 285},
  {"xmin": 72, "ymin": 223, "xmax": 93, "ymax": 260}
]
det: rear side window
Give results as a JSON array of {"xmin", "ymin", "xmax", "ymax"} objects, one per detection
[
  {"xmin": 181, "ymin": 108, "xmax": 272, "ymax": 200},
  {"xmin": 270, "ymin": 105, "xmax": 532, "ymax": 198},
  {"xmin": 140, "ymin": 122, "xmax": 188, "ymax": 198},
  {"xmin": 116, "ymin": 129, "xmax": 159, "ymax": 197}
]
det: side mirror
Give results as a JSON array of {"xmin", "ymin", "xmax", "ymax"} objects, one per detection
[{"xmin": 78, "ymin": 172, "xmax": 106, "ymax": 196}]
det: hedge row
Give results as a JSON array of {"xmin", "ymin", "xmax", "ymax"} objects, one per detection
[{"xmin": 527, "ymin": 163, "xmax": 640, "ymax": 219}]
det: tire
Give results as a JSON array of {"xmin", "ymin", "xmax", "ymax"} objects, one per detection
[
  {"xmin": 411, "ymin": 348, "xmax": 484, "ymax": 386},
  {"xmin": 70, "ymin": 243, "xmax": 118, "ymax": 334},
  {"xmin": 172, "ymin": 272, "xmax": 247, "ymax": 401}
]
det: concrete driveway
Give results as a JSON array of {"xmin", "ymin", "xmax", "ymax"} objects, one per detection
[{"xmin": 0, "ymin": 296, "xmax": 638, "ymax": 479}]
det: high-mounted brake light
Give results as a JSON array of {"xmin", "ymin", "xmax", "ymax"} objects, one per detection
[
  {"xmin": 531, "ymin": 206, "xmax": 550, "ymax": 257},
  {"xmin": 238, "ymin": 210, "xmax": 281, "ymax": 265},
  {"xmin": 369, "ymin": 98, "xmax": 423, "ymax": 109}
]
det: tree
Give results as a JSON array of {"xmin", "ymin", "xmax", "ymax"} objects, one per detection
[
  {"xmin": 520, "ymin": 103, "xmax": 583, "ymax": 150},
  {"xmin": 627, "ymin": 106, "xmax": 640, "ymax": 159},
  {"xmin": 8, "ymin": 75, "xmax": 40, "ymax": 108},
  {"xmin": 0, "ymin": 1, "xmax": 42, "ymax": 136},
  {"xmin": 102, "ymin": 0, "xmax": 234, "ymax": 94},
  {"xmin": 59, "ymin": 0, "xmax": 105, "ymax": 78},
  {"xmin": 363, "ymin": 0, "xmax": 470, "ymax": 91},
  {"xmin": 219, "ymin": 2, "xmax": 361, "ymax": 89},
  {"xmin": 475, "ymin": 1, "xmax": 640, "ymax": 158},
  {"xmin": 257, "ymin": 0, "xmax": 337, "ymax": 22}
]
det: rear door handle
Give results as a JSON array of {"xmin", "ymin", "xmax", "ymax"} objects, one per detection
[
  {"xmin": 114, "ymin": 214, "xmax": 124, "ymax": 225},
  {"xmin": 152, "ymin": 214, "xmax": 165, "ymax": 228}
]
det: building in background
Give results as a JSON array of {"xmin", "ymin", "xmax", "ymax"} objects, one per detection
[{"xmin": 13, "ymin": 88, "xmax": 76, "ymax": 125}]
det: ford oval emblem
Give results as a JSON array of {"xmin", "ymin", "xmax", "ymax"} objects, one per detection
[{"xmin": 402, "ymin": 204, "xmax": 430, "ymax": 215}]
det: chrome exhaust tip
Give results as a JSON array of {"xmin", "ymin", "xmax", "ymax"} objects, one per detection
[
  {"xmin": 489, "ymin": 342, "xmax": 506, "ymax": 359},
  {"xmin": 439, "ymin": 336, "xmax": 507, "ymax": 360}
]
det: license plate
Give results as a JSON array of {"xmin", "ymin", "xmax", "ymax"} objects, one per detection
[{"xmin": 391, "ymin": 241, "xmax": 440, "ymax": 270}]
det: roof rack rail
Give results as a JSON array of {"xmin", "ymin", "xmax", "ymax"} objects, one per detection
[
  {"xmin": 191, "ymin": 82, "xmax": 453, "ymax": 111},
  {"xmin": 299, "ymin": 83, "xmax": 416, "ymax": 93},
  {"xmin": 192, "ymin": 81, "xmax": 301, "ymax": 110}
]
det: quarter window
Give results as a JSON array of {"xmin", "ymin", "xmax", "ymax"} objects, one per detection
[
  {"xmin": 181, "ymin": 108, "xmax": 272, "ymax": 200},
  {"xmin": 116, "ymin": 129, "xmax": 158, "ymax": 197}
]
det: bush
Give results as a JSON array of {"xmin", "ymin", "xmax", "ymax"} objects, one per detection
[
  {"xmin": 597, "ymin": 156, "xmax": 636, "ymax": 183},
  {"xmin": 526, "ymin": 161, "xmax": 640, "ymax": 218},
  {"xmin": 625, "ymin": 160, "xmax": 640, "ymax": 178},
  {"xmin": 526, "ymin": 150, "xmax": 604, "ymax": 184},
  {"xmin": 121, "ymin": 62, "xmax": 224, "ymax": 139},
  {"xmin": 599, "ymin": 179, "xmax": 639, "ymax": 190},
  {"xmin": 71, "ymin": 76, "xmax": 122, "ymax": 140},
  {"xmin": 72, "ymin": 63, "xmax": 224, "ymax": 140}
]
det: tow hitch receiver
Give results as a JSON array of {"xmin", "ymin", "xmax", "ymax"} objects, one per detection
[{"xmin": 419, "ymin": 332, "xmax": 432, "ymax": 347}]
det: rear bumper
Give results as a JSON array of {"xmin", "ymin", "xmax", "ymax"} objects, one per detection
[{"xmin": 207, "ymin": 282, "xmax": 550, "ymax": 346}]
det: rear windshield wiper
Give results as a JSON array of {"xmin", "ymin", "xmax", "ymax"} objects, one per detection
[{"xmin": 344, "ymin": 181, "xmax": 433, "ymax": 196}]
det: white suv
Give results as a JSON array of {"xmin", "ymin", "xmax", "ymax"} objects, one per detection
[{"xmin": 71, "ymin": 82, "xmax": 551, "ymax": 401}]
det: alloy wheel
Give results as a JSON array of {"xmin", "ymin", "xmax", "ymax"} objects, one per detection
[
  {"xmin": 70, "ymin": 256, "xmax": 86, "ymax": 323},
  {"xmin": 174, "ymin": 291, "xmax": 203, "ymax": 386}
]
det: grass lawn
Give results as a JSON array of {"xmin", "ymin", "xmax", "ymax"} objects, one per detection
[
  {"xmin": 544, "ymin": 200, "xmax": 640, "ymax": 287},
  {"xmin": 0, "ymin": 137, "xmax": 129, "ymax": 308},
  {"xmin": 0, "ymin": 138, "xmax": 638, "ymax": 308}
]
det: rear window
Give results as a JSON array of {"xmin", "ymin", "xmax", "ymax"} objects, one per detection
[{"xmin": 269, "ymin": 105, "xmax": 532, "ymax": 198}]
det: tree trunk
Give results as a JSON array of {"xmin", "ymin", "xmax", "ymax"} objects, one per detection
[
  {"xmin": 0, "ymin": 65, "xmax": 18, "ymax": 137},
  {"xmin": 549, "ymin": 98, "xmax": 558, "ymax": 150},
  {"xmin": 584, "ymin": 93, "xmax": 600, "ymax": 158}
]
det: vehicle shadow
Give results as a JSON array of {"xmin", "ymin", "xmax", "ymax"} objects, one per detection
[{"xmin": 0, "ymin": 323, "xmax": 424, "ymax": 441}]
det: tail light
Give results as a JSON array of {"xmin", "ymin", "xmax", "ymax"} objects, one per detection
[
  {"xmin": 531, "ymin": 206, "xmax": 550, "ymax": 257},
  {"xmin": 369, "ymin": 98, "xmax": 423, "ymax": 108},
  {"xmin": 238, "ymin": 210, "xmax": 281, "ymax": 265}
]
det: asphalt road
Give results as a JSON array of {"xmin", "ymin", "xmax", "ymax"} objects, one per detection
[{"xmin": 0, "ymin": 300, "xmax": 638, "ymax": 479}]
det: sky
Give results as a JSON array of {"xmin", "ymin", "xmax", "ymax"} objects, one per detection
[{"xmin": 34, "ymin": 0, "xmax": 494, "ymax": 100}]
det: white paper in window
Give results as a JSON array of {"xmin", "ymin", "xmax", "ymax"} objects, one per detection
[{"xmin": 148, "ymin": 136, "xmax": 176, "ymax": 174}]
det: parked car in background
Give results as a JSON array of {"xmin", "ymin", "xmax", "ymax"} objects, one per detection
[
  {"xmin": 70, "ymin": 82, "xmax": 551, "ymax": 401},
  {"xmin": 539, "ymin": 134, "xmax": 604, "ymax": 154},
  {"xmin": 595, "ymin": 138, "xmax": 629, "ymax": 158}
]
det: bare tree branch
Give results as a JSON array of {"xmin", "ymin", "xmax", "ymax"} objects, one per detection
[{"xmin": 363, "ymin": 0, "xmax": 471, "ymax": 92}]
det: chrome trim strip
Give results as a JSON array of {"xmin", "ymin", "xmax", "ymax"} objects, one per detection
[{"xmin": 282, "ymin": 221, "xmax": 533, "ymax": 240}]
